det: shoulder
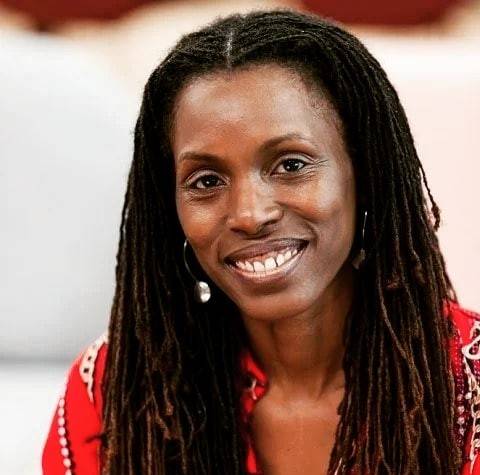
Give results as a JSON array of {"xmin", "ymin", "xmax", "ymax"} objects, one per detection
[
  {"xmin": 59, "ymin": 330, "xmax": 109, "ymax": 419},
  {"xmin": 76, "ymin": 331, "xmax": 109, "ymax": 411},
  {"xmin": 42, "ymin": 331, "xmax": 109, "ymax": 475}
]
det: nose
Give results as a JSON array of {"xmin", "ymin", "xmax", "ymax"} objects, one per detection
[{"xmin": 226, "ymin": 177, "xmax": 283, "ymax": 235}]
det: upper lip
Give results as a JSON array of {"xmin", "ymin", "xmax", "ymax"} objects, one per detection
[{"xmin": 224, "ymin": 238, "xmax": 308, "ymax": 263}]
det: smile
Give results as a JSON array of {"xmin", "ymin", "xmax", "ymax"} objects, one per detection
[{"xmin": 226, "ymin": 241, "xmax": 308, "ymax": 284}]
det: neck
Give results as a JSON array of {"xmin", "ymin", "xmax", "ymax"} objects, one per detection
[{"xmin": 241, "ymin": 264, "xmax": 355, "ymax": 401}]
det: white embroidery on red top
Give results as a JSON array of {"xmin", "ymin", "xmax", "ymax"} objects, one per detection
[
  {"xmin": 461, "ymin": 319, "xmax": 480, "ymax": 473},
  {"xmin": 79, "ymin": 331, "xmax": 108, "ymax": 404},
  {"xmin": 54, "ymin": 331, "xmax": 108, "ymax": 475},
  {"xmin": 56, "ymin": 382, "xmax": 73, "ymax": 475}
]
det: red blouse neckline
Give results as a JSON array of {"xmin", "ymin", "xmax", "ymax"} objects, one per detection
[
  {"xmin": 237, "ymin": 301, "xmax": 480, "ymax": 475},
  {"xmin": 238, "ymin": 347, "xmax": 268, "ymax": 474}
]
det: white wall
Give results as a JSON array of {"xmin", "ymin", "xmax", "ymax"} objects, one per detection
[{"xmin": 1, "ymin": 30, "xmax": 137, "ymax": 361}]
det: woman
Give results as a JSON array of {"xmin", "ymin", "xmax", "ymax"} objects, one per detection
[{"xmin": 42, "ymin": 9, "xmax": 480, "ymax": 475}]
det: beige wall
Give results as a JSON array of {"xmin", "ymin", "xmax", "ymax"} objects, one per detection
[{"xmin": 361, "ymin": 36, "xmax": 480, "ymax": 310}]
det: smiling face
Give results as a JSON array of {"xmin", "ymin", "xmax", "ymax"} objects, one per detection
[{"xmin": 172, "ymin": 63, "xmax": 356, "ymax": 321}]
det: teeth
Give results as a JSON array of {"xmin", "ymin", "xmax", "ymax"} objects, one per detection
[
  {"xmin": 275, "ymin": 253, "xmax": 285, "ymax": 266},
  {"xmin": 253, "ymin": 261, "xmax": 265, "ymax": 272},
  {"xmin": 245, "ymin": 261, "xmax": 254, "ymax": 272},
  {"xmin": 264, "ymin": 257, "xmax": 277, "ymax": 271},
  {"xmin": 233, "ymin": 245, "xmax": 303, "ymax": 272},
  {"xmin": 236, "ymin": 261, "xmax": 247, "ymax": 270}
]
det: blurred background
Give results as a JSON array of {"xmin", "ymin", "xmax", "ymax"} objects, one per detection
[{"xmin": 1, "ymin": 0, "xmax": 479, "ymax": 473}]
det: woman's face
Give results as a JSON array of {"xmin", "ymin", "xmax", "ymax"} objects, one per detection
[{"xmin": 172, "ymin": 63, "xmax": 356, "ymax": 321}]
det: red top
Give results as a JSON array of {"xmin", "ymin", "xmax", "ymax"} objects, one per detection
[{"xmin": 42, "ymin": 302, "xmax": 480, "ymax": 474}]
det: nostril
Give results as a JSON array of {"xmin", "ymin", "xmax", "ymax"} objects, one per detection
[{"xmin": 226, "ymin": 200, "xmax": 283, "ymax": 235}]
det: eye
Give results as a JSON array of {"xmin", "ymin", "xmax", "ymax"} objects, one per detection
[
  {"xmin": 274, "ymin": 157, "xmax": 308, "ymax": 174},
  {"xmin": 186, "ymin": 157, "xmax": 309, "ymax": 192},
  {"xmin": 189, "ymin": 174, "xmax": 223, "ymax": 190}
]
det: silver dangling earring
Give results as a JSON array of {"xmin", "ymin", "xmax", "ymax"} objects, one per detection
[
  {"xmin": 352, "ymin": 210, "xmax": 367, "ymax": 270},
  {"xmin": 183, "ymin": 239, "xmax": 211, "ymax": 303}
]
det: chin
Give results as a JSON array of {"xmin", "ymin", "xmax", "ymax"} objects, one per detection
[{"xmin": 234, "ymin": 287, "xmax": 326, "ymax": 322}]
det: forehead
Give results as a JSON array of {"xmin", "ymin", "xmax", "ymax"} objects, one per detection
[{"xmin": 171, "ymin": 63, "xmax": 342, "ymax": 160}]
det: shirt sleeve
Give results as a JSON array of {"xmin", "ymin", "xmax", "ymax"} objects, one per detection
[{"xmin": 42, "ymin": 333, "xmax": 108, "ymax": 475}]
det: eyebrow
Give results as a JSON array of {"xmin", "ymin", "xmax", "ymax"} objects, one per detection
[{"xmin": 178, "ymin": 132, "xmax": 315, "ymax": 164}]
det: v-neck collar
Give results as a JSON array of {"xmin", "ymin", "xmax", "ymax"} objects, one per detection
[
  {"xmin": 238, "ymin": 347, "xmax": 268, "ymax": 474},
  {"xmin": 236, "ymin": 301, "xmax": 474, "ymax": 474}
]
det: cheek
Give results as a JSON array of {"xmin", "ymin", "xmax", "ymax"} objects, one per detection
[
  {"xmin": 176, "ymin": 200, "xmax": 219, "ymax": 251},
  {"xmin": 301, "ymin": 172, "xmax": 356, "ymax": 260},
  {"xmin": 300, "ymin": 172, "xmax": 355, "ymax": 220}
]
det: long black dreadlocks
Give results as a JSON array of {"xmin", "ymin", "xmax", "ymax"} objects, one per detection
[{"xmin": 100, "ymin": 9, "xmax": 460, "ymax": 474}]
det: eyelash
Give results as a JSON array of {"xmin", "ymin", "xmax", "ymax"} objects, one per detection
[{"xmin": 186, "ymin": 157, "xmax": 309, "ymax": 192}]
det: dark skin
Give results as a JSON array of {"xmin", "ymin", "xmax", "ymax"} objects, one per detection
[{"xmin": 173, "ymin": 64, "xmax": 357, "ymax": 475}]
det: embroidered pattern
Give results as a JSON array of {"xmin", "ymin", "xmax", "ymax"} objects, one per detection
[
  {"xmin": 452, "ymin": 325, "xmax": 469, "ymax": 455},
  {"xmin": 54, "ymin": 332, "xmax": 108, "ymax": 474},
  {"xmin": 56, "ymin": 379, "xmax": 73, "ymax": 474},
  {"xmin": 79, "ymin": 331, "xmax": 109, "ymax": 404},
  {"xmin": 461, "ymin": 320, "xmax": 480, "ymax": 472},
  {"xmin": 247, "ymin": 375, "xmax": 259, "ymax": 401}
]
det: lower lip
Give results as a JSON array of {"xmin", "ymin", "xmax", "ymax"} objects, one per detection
[{"xmin": 226, "ymin": 243, "xmax": 308, "ymax": 285}]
